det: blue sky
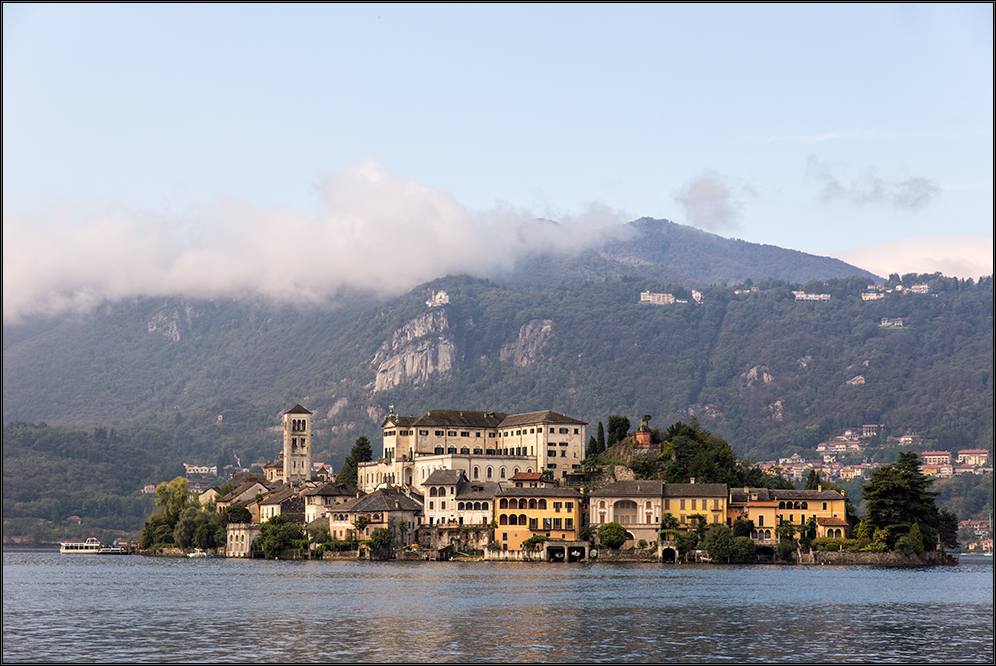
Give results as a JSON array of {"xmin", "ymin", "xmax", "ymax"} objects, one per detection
[{"xmin": 3, "ymin": 4, "xmax": 992, "ymax": 321}]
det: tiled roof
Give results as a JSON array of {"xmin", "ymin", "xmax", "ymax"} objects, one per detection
[
  {"xmin": 350, "ymin": 490, "xmax": 423, "ymax": 513},
  {"xmin": 496, "ymin": 487, "xmax": 582, "ymax": 499},
  {"xmin": 498, "ymin": 410, "xmax": 586, "ymax": 427},
  {"xmin": 662, "ymin": 483, "xmax": 727, "ymax": 498},
  {"xmin": 817, "ymin": 516, "xmax": 849, "ymax": 527},
  {"xmin": 302, "ymin": 480, "xmax": 360, "ymax": 497},
  {"xmin": 284, "ymin": 404, "xmax": 312, "ymax": 414},
  {"xmin": 424, "ymin": 469, "xmax": 466, "ymax": 486},
  {"xmin": 455, "ymin": 481, "xmax": 501, "ymax": 500},
  {"xmin": 589, "ymin": 480, "xmax": 663, "ymax": 497}
]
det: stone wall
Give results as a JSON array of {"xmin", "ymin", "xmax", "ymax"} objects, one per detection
[{"xmin": 812, "ymin": 550, "xmax": 956, "ymax": 566}]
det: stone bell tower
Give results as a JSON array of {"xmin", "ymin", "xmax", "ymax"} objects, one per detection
[{"xmin": 282, "ymin": 404, "xmax": 313, "ymax": 484}]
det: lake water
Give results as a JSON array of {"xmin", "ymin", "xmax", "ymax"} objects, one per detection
[{"xmin": 2, "ymin": 550, "xmax": 993, "ymax": 663}]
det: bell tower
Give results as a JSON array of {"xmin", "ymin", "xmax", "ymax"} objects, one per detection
[{"xmin": 283, "ymin": 404, "xmax": 313, "ymax": 484}]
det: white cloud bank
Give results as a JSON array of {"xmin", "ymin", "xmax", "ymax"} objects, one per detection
[
  {"xmin": 2, "ymin": 160, "xmax": 627, "ymax": 323},
  {"xmin": 832, "ymin": 236, "xmax": 993, "ymax": 280}
]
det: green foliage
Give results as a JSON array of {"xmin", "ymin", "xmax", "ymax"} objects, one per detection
[
  {"xmin": 258, "ymin": 515, "xmax": 307, "ymax": 559},
  {"xmin": 703, "ymin": 524, "xmax": 734, "ymax": 562},
  {"xmin": 730, "ymin": 536, "xmax": 756, "ymax": 563},
  {"xmin": 156, "ymin": 477, "xmax": 196, "ymax": 523},
  {"xmin": 368, "ymin": 527, "xmax": 393, "ymax": 549},
  {"xmin": 900, "ymin": 522, "xmax": 925, "ymax": 555},
  {"xmin": 596, "ymin": 422, "xmax": 606, "ymax": 453},
  {"xmin": 2, "ymin": 421, "xmax": 160, "ymax": 541},
  {"xmin": 862, "ymin": 452, "xmax": 941, "ymax": 550},
  {"xmin": 731, "ymin": 518, "xmax": 754, "ymax": 538},
  {"xmin": 606, "ymin": 416, "xmax": 631, "ymax": 446},
  {"xmin": 597, "ymin": 521, "xmax": 627, "ymax": 549},
  {"xmin": 522, "ymin": 534, "xmax": 550, "ymax": 550},
  {"xmin": 337, "ymin": 436, "xmax": 373, "ymax": 487},
  {"xmin": 225, "ymin": 504, "xmax": 252, "ymax": 524}
]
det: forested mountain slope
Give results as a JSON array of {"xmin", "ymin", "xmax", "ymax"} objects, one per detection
[{"xmin": 4, "ymin": 272, "xmax": 991, "ymax": 470}]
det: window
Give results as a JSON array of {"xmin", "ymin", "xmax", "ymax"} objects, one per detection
[
  {"xmin": 559, "ymin": 428, "xmax": 569, "ymax": 434},
  {"xmin": 560, "ymin": 451, "xmax": 566, "ymax": 457},
  {"xmin": 441, "ymin": 501, "xmax": 446, "ymax": 509},
  {"xmin": 823, "ymin": 502, "xmax": 828, "ymax": 510},
  {"xmin": 448, "ymin": 431, "xmax": 457, "ymax": 437},
  {"xmin": 553, "ymin": 502, "xmax": 562, "ymax": 512},
  {"xmin": 680, "ymin": 499, "xmax": 686, "ymax": 510},
  {"xmin": 461, "ymin": 432, "xmax": 470, "ymax": 437},
  {"xmin": 529, "ymin": 518, "xmax": 538, "ymax": 530},
  {"xmin": 419, "ymin": 429, "xmax": 429, "ymax": 436},
  {"xmin": 565, "ymin": 518, "xmax": 574, "ymax": 529},
  {"xmin": 553, "ymin": 518, "xmax": 562, "ymax": 530},
  {"xmin": 473, "ymin": 467, "xmax": 479, "ymax": 480},
  {"xmin": 429, "ymin": 501, "xmax": 434, "ymax": 510},
  {"xmin": 500, "ymin": 467, "xmax": 506, "ymax": 479},
  {"xmin": 487, "ymin": 467, "xmax": 493, "ymax": 479},
  {"xmin": 758, "ymin": 515, "xmax": 764, "ymax": 527},
  {"xmin": 435, "ymin": 430, "xmax": 444, "ymax": 436}
]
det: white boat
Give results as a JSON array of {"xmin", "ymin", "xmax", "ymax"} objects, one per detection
[
  {"xmin": 60, "ymin": 537, "xmax": 128, "ymax": 554},
  {"xmin": 188, "ymin": 548, "xmax": 207, "ymax": 558}
]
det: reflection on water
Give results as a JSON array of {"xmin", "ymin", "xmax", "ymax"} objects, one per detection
[{"xmin": 3, "ymin": 552, "xmax": 993, "ymax": 663}]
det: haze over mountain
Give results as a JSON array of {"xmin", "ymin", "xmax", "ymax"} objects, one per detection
[{"xmin": 4, "ymin": 218, "xmax": 989, "ymax": 477}]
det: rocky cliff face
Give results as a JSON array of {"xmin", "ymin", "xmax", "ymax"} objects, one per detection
[
  {"xmin": 372, "ymin": 309, "xmax": 459, "ymax": 391},
  {"xmin": 147, "ymin": 303, "xmax": 196, "ymax": 342},
  {"xmin": 499, "ymin": 319, "xmax": 554, "ymax": 367}
]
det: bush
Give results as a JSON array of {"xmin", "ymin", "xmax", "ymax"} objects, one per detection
[{"xmin": 598, "ymin": 522, "xmax": 627, "ymax": 550}]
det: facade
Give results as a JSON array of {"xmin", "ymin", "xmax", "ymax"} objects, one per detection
[
  {"xmin": 662, "ymin": 482, "xmax": 728, "ymax": 530},
  {"xmin": 494, "ymin": 486, "xmax": 583, "ymax": 551},
  {"xmin": 957, "ymin": 449, "xmax": 990, "ymax": 466},
  {"xmin": 301, "ymin": 480, "xmax": 360, "ymax": 524},
  {"xmin": 589, "ymin": 480, "xmax": 663, "ymax": 546},
  {"xmin": 359, "ymin": 407, "xmax": 586, "ymax": 493},
  {"xmin": 226, "ymin": 523, "xmax": 260, "ymax": 558},
  {"xmin": 282, "ymin": 404, "xmax": 313, "ymax": 484},
  {"xmin": 422, "ymin": 469, "xmax": 500, "ymax": 527},
  {"xmin": 329, "ymin": 488, "xmax": 423, "ymax": 549},
  {"xmin": 727, "ymin": 486, "xmax": 849, "ymax": 542},
  {"xmin": 921, "ymin": 451, "xmax": 952, "ymax": 466}
]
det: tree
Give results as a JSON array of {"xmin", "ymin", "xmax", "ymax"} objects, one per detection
[
  {"xmin": 729, "ymin": 536, "xmax": 756, "ymax": 564},
  {"xmin": 155, "ymin": 477, "xmax": 195, "ymax": 523},
  {"xmin": 704, "ymin": 524, "xmax": 734, "ymax": 562},
  {"xmin": 606, "ymin": 416, "xmax": 631, "ymax": 447},
  {"xmin": 597, "ymin": 522, "xmax": 627, "ymax": 549},
  {"xmin": 353, "ymin": 515, "xmax": 370, "ymax": 538},
  {"xmin": 586, "ymin": 435, "xmax": 598, "ymax": 457},
  {"xmin": 369, "ymin": 527, "xmax": 393, "ymax": 549},
  {"xmin": 225, "ymin": 504, "xmax": 252, "ymax": 524},
  {"xmin": 338, "ymin": 436, "xmax": 374, "ymax": 486},
  {"xmin": 862, "ymin": 452, "xmax": 941, "ymax": 550},
  {"xmin": 596, "ymin": 422, "xmax": 606, "ymax": 453},
  {"xmin": 731, "ymin": 518, "xmax": 755, "ymax": 539},
  {"xmin": 258, "ymin": 515, "xmax": 306, "ymax": 559},
  {"xmin": 937, "ymin": 508, "xmax": 959, "ymax": 550}
]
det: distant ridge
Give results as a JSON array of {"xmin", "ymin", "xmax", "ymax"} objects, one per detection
[{"xmin": 506, "ymin": 217, "xmax": 879, "ymax": 287}]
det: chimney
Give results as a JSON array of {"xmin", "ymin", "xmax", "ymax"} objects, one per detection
[
  {"xmin": 690, "ymin": 477, "xmax": 696, "ymax": 484},
  {"xmin": 818, "ymin": 484, "xmax": 822, "ymax": 492}
]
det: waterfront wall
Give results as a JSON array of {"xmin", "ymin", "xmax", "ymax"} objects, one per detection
[{"xmin": 812, "ymin": 550, "xmax": 956, "ymax": 566}]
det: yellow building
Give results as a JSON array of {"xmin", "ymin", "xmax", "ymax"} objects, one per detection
[
  {"xmin": 494, "ymin": 487, "xmax": 583, "ymax": 551},
  {"xmin": 662, "ymin": 482, "xmax": 728, "ymax": 530},
  {"xmin": 727, "ymin": 487, "xmax": 849, "ymax": 541}
]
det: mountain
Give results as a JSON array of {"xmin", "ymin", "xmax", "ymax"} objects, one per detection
[
  {"xmin": 3, "ymin": 219, "xmax": 989, "ymax": 475},
  {"xmin": 504, "ymin": 218, "xmax": 881, "ymax": 287}
]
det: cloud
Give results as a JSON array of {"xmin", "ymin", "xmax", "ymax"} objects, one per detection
[
  {"xmin": 2, "ymin": 159, "xmax": 625, "ymax": 323},
  {"xmin": 673, "ymin": 172, "xmax": 752, "ymax": 232},
  {"xmin": 833, "ymin": 236, "xmax": 993, "ymax": 280},
  {"xmin": 807, "ymin": 156, "xmax": 941, "ymax": 209}
]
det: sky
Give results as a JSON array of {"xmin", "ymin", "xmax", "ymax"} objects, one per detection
[{"xmin": 3, "ymin": 4, "xmax": 993, "ymax": 322}]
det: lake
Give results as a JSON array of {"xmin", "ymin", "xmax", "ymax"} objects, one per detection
[{"xmin": 2, "ymin": 550, "xmax": 992, "ymax": 663}]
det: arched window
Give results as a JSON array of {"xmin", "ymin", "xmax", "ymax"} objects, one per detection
[
  {"xmin": 778, "ymin": 501, "xmax": 785, "ymax": 509},
  {"xmin": 801, "ymin": 501, "xmax": 808, "ymax": 509},
  {"xmin": 473, "ymin": 466, "xmax": 480, "ymax": 479},
  {"xmin": 482, "ymin": 502, "xmax": 489, "ymax": 510},
  {"xmin": 538, "ymin": 499, "xmax": 547, "ymax": 510},
  {"xmin": 499, "ymin": 514, "xmax": 508, "ymax": 525},
  {"xmin": 474, "ymin": 502, "xmax": 481, "ymax": 510},
  {"xmin": 509, "ymin": 515, "xmax": 518, "ymax": 526},
  {"xmin": 458, "ymin": 502, "xmax": 465, "ymax": 510},
  {"xmin": 513, "ymin": 467, "xmax": 520, "ymax": 475},
  {"xmin": 434, "ymin": 446, "xmax": 444, "ymax": 455},
  {"xmin": 529, "ymin": 499, "xmax": 537, "ymax": 510},
  {"xmin": 487, "ymin": 467, "xmax": 493, "ymax": 479},
  {"xmin": 500, "ymin": 467, "xmax": 506, "ymax": 479},
  {"xmin": 448, "ymin": 447, "xmax": 457, "ymax": 454},
  {"xmin": 429, "ymin": 487, "xmax": 438, "ymax": 497},
  {"xmin": 519, "ymin": 514, "xmax": 527, "ymax": 526},
  {"xmin": 499, "ymin": 498, "xmax": 508, "ymax": 509},
  {"xmin": 599, "ymin": 501, "xmax": 606, "ymax": 509}
]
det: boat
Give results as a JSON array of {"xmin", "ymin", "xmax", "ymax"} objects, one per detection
[
  {"xmin": 60, "ymin": 537, "xmax": 129, "ymax": 554},
  {"xmin": 188, "ymin": 548, "xmax": 207, "ymax": 558}
]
